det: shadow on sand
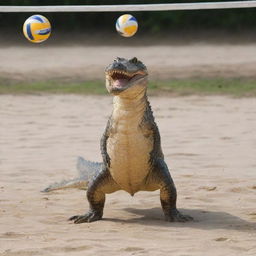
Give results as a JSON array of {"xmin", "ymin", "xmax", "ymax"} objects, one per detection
[{"xmin": 104, "ymin": 207, "xmax": 256, "ymax": 232}]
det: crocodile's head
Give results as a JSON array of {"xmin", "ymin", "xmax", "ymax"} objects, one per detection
[{"xmin": 105, "ymin": 57, "xmax": 148, "ymax": 97}]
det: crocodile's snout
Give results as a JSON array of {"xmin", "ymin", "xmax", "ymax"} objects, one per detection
[{"xmin": 111, "ymin": 61, "xmax": 127, "ymax": 71}]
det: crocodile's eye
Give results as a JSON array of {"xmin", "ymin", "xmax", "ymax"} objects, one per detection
[
  {"xmin": 130, "ymin": 57, "xmax": 138, "ymax": 64},
  {"xmin": 115, "ymin": 57, "xmax": 121, "ymax": 62}
]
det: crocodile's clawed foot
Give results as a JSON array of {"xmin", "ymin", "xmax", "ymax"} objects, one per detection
[
  {"xmin": 165, "ymin": 209, "xmax": 193, "ymax": 222},
  {"xmin": 68, "ymin": 210, "xmax": 102, "ymax": 223}
]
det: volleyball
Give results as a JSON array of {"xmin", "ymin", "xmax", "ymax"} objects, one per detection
[
  {"xmin": 116, "ymin": 14, "xmax": 138, "ymax": 37},
  {"xmin": 23, "ymin": 15, "xmax": 51, "ymax": 43}
]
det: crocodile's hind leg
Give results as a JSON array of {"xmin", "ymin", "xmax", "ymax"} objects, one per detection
[
  {"xmin": 146, "ymin": 158, "xmax": 193, "ymax": 222},
  {"xmin": 69, "ymin": 168, "xmax": 120, "ymax": 223}
]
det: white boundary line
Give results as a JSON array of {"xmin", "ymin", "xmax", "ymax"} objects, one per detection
[{"xmin": 0, "ymin": 1, "xmax": 256, "ymax": 12}]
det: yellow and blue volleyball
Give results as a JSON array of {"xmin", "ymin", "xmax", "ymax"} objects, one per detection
[
  {"xmin": 116, "ymin": 14, "xmax": 138, "ymax": 37},
  {"xmin": 23, "ymin": 15, "xmax": 51, "ymax": 43}
]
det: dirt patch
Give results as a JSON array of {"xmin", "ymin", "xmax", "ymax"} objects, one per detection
[{"xmin": 0, "ymin": 44, "xmax": 256, "ymax": 83}]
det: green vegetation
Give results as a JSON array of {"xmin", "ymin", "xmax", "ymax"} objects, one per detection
[
  {"xmin": 0, "ymin": 0, "xmax": 256, "ymax": 32},
  {"xmin": 149, "ymin": 79, "xmax": 256, "ymax": 97},
  {"xmin": 1, "ymin": 78, "xmax": 256, "ymax": 97},
  {"xmin": 0, "ymin": 80, "xmax": 105, "ymax": 95}
]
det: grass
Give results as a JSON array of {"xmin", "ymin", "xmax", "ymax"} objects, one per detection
[
  {"xmin": 1, "ymin": 78, "xmax": 256, "ymax": 97},
  {"xmin": 149, "ymin": 78, "xmax": 256, "ymax": 97},
  {"xmin": 0, "ymin": 80, "xmax": 105, "ymax": 95}
]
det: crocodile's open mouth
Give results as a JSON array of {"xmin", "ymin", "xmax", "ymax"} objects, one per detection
[{"xmin": 106, "ymin": 69, "xmax": 147, "ymax": 91}]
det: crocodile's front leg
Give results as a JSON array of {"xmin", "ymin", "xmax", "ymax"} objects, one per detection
[
  {"xmin": 148, "ymin": 158, "xmax": 193, "ymax": 222},
  {"xmin": 69, "ymin": 168, "xmax": 120, "ymax": 223}
]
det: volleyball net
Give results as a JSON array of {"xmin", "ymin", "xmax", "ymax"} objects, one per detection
[{"xmin": 0, "ymin": 1, "xmax": 256, "ymax": 12}]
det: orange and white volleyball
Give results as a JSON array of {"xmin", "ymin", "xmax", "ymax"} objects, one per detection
[
  {"xmin": 116, "ymin": 14, "xmax": 138, "ymax": 37},
  {"xmin": 23, "ymin": 15, "xmax": 51, "ymax": 43}
]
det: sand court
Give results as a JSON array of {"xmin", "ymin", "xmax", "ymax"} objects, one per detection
[{"xmin": 0, "ymin": 94, "xmax": 255, "ymax": 255}]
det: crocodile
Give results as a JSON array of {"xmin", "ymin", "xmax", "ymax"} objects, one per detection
[{"xmin": 43, "ymin": 57, "xmax": 193, "ymax": 223}]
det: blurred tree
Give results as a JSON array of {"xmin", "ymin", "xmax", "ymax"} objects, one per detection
[{"xmin": 0, "ymin": 0, "xmax": 255, "ymax": 32}]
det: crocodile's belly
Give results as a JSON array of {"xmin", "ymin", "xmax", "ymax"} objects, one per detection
[{"xmin": 107, "ymin": 131, "xmax": 153, "ymax": 195}]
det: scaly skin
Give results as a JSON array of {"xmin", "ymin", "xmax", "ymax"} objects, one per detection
[{"xmin": 69, "ymin": 57, "xmax": 193, "ymax": 223}]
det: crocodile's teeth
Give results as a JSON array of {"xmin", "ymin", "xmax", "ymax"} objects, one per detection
[{"xmin": 107, "ymin": 69, "xmax": 137, "ymax": 80}]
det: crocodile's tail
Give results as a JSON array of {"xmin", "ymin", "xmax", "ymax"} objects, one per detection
[
  {"xmin": 42, "ymin": 157, "xmax": 102, "ymax": 192},
  {"xmin": 41, "ymin": 178, "xmax": 89, "ymax": 192}
]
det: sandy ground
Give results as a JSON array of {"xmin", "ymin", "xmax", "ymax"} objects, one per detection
[
  {"xmin": 0, "ymin": 44, "xmax": 256, "ymax": 81},
  {"xmin": 0, "ymin": 94, "xmax": 255, "ymax": 256}
]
